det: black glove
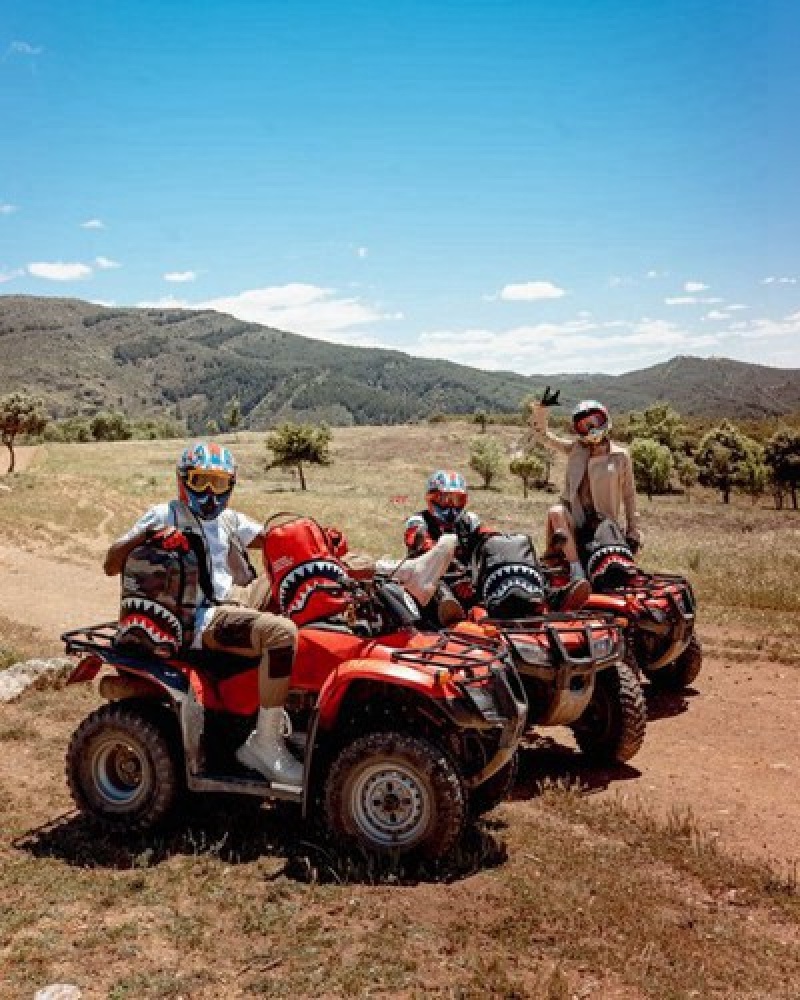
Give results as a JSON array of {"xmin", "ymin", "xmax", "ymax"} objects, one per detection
[{"xmin": 540, "ymin": 385, "xmax": 561, "ymax": 407}]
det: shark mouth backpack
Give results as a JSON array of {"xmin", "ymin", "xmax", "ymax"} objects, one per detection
[
  {"xmin": 583, "ymin": 517, "xmax": 638, "ymax": 591},
  {"xmin": 472, "ymin": 532, "xmax": 546, "ymax": 619},
  {"xmin": 262, "ymin": 514, "xmax": 352, "ymax": 625},
  {"xmin": 114, "ymin": 530, "xmax": 210, "ymax": 658}
]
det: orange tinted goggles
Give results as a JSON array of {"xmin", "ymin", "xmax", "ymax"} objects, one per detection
[
  {"xmin": 185, "ymin": 469, "xmax": 234, "ymax": 494},
  {"xmin": 430, "ymin": 491, "xmax": 467, "ymax": 509},
  {"xmin": 574, "ymin": 413, "xmax": 604, "ymax": 436}
]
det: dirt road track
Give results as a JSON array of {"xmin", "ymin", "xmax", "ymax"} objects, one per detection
[{"xmin": 1, "ymin": 538, "xmax": 798, "ymax": 865}]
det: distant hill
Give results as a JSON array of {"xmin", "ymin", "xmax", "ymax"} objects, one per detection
[{"xmin": 1, "ymin": 295, "xmax": 799, "ymax": 431}]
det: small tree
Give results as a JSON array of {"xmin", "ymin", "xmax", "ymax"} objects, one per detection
[
  {"xmin": 90, "ymin": 410, "xmax": 133, "ymax": 442},
  {"xmin": 469, "ymin": 436, "xmax": 504, "ymax": 489},
  {"xmin": 696, "ymin": 420, "xmax": 755, "ymax": 504},
  {"xmin": 266, "ymin": 421, "xmax": 332, "ymax": 491},
  {"xmin": 509, "ymin": 451, "xmax": 545, "ymax": 498},
  {"xmin": 765, "ymin": 427, "xmax": 800, "ymax": 510},
  {"xmin": 737, "ymin": 449, "xmax": 767, "ymax": 505},
  {"xmin": 206, "ymin": 418, "xmax": 220, "ymax": 435},
  {"xmin": 628, "ymin": 404, "xmax": 685, "ymax": 454},
  {"xmin": 675, "ymin": 455, "xmax": 699, "ymax": 501},
  {"xmin": 225, "ymin": 396, "xmax": 242, "ymax": 433},
  {"xmin": 630, "ymin": 437, "xmax": 673, "ymax": 500},
  {"xmin": 474, "ymin": 410, "xmax": 488, "ymax": 434},
  {"xmin": 0, "ymin": 391, "xmax": 48, "ymax": 473}
]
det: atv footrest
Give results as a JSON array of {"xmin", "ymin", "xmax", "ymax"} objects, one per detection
[{"xmin": 186, "ymin": 771, "xmax": 303, "ymax": 802}]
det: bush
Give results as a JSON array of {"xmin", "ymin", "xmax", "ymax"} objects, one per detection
[
  {"xmin": 469, "ymin": 436, "xmax": 504, "ymax": 489},
  {"xmin": 630, "ymin": 438, "xmax": 673, "ymax": 499},
  {"xmin": 90, "ymin": 411, "xmax": 133, "ymax": 441}
]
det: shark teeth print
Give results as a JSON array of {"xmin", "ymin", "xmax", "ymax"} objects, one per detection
[
  {"xmin": 278, "ymin": 559, "xmax": 349, "ymax": 615},
  {"xmin": 587, "ymin": 545, "xmax": 634, "ymax": 578},
  {"xmin": 119, "ymin": 597, "xmax": 183, "ymax": 646},
  {"xmin": 482, "ymin": 563, "xmax": 545, "ymax": 603}
]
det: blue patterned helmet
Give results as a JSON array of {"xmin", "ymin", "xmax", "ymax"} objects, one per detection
[
  {"xmin": 426, "ymin": 469, "xmax": 468, "ymax": 527},
  {"xmin": 177, "ymin": 441, "xmax": 236, "ymax": 520}
]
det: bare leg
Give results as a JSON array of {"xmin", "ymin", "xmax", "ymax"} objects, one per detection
[{"xmin": 546, "ymin": 504, "xmax": 579, "ymax": 564}]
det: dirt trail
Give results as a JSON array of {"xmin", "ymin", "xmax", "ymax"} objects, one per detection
[
  {"xmin": 1, "ymin": 537, "xmax": 798, "ymax": 865},
  {"xmin": 0, "ymin": 445, "xmax": 40, "ymax": 477}
]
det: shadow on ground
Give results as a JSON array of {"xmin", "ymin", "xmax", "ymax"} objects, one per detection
[
  {"xmin": 512, "ymin": 737, "xmax": 641, "ymax": 802},
  {"xmin": 644, "ymin": 684, "xmax": 699, "ymax": 722},
  {"xmin": 12, "ymin": 796, "xmax": 507, "ymax": 886}
]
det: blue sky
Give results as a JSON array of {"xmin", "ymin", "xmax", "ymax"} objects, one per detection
[{"xmin": 1, "ymin": 0, "xmax": 798, "ymax": 374}]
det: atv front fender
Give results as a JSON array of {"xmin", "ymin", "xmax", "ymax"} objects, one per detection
[{"xmin": 314, "ymin": 659, "xmax": 441, "ymax": 731}]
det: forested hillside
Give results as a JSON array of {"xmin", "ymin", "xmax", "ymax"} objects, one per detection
[{"xmin": 1, "ymin": 295, "xmax": 799, "ymax": 431}]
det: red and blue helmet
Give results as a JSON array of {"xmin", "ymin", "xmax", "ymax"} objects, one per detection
[
  {"xmin": 572, "ymin": 400, "xmax": 612, "ymax": 445},
  {"xmin": 177, "ymin": 441, "xmax": 236, "ymax": 520},
  {"xmin": 426, "ymin": 469, "xmax": 468, "ymax": 527}
]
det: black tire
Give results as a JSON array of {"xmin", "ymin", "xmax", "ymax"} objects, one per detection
[
  {"xmin": 324, "ymin": 731, "xmax": 467, "ymax": 859},
  {"xmin": 571, "ymin": 661, "xmax": 646, "ymax": 764},
  {"xmin": 645, "ymin": 635, "xmax": 703, "ymax": 691},
  {"xmin": 470, "ymin": 752, "xmax": 519, "ymax": 817},
  {"xmin": 66, "ymin": 702, "xmax": 181, "ymax": 833}
]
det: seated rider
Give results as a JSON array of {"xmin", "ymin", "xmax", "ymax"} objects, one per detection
[
  {"xmin": 529, "ymin": 399, "xmax": 641, "ymax": 586},
  {"xmin": 105, "ymin": 442, "xmax": 452, "ymax": 788},
  {"xmin": 404, "ymin": 470, "xmax": 496, "ymax": 622}
]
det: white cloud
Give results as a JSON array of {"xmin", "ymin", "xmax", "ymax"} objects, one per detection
[
  {"xmin": 412, "ymin": 316, "xmax": 716, "ymax": 374},
  {"xmin": 727, "ymin": 303, "xmax": 749, "ymax": 311},
  {"xmin": 164, "ymin": 270, "xmax": 197, "ymax": 283},
  {"xmin": 356, "ymin": 247, "xmax": 369, "ymax": 259},
  {"xmin": 0, "ymin": 268, "xmax": 23, "ymax": 284},
  {"xmin": 28, "ymin": 260, "xmax": 92, "ymax": 281},
  {"xmin": 705, "ymin": 310, "xmax": 729, "ymax": 321},
  {"xmin": 665, "ymin": 295, "xmax": 723, "ymax": 306},
  {"xmin": 684, "ymin": 281, "xmax": 708, "ymax": 292},
  {"xmin": 0, "ymin": 203, "xmax": 18, "ymax": 215},
  {"xmin": 762, "ymin": 276, "xmax": 797, "ymax": 285},
  {"xmin": 95, "ymin": 256, "xmax": 120, "ymax": 270},
  {"xmin": 9, "ymin": 41, "xmax": 43, "ymax": 56},
  {"xmin": 136, "ymin": 282, "xmax": 401, "ymax": 345},
  {"xmin": 498, "ymin": 280, "xmax": 566, "ymax": 301},
  {"xmin": 80, "ymin": 218, "xmax": 105, "ymax": 230}
]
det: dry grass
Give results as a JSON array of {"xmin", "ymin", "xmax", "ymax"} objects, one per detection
[
  {"xmin": 1, "ymin": 688, "xmax": 799, "ymax": 999},
  {"xmin": 1, "ymin": 428, "xmax": 800, "ymax": 997}
]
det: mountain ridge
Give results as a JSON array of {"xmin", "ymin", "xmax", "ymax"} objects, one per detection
[{"xmin": 1, "ymin": 295, "xmax": 798, "ymax": 430}]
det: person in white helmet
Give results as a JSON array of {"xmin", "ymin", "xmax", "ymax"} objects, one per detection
[{"xmin": 529, "ymin": 398, "xmax": 641, "ymax": 585}]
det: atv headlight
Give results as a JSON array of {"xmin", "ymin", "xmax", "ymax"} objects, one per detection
[
  {"xmin": 592, "ymin": 636, "xmax": 614, "ymax": 658},
  {"xmin": 467, "ymin": 684, "xmax": 498, "ymax": 716}
]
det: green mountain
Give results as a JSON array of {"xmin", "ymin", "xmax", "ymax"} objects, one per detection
[{"xmin": 1, "ymin": 295, "xmax": 798, "ymax": 429}]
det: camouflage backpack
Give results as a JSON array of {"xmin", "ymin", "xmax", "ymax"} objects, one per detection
[{"xmin": 114, "ymin": 529, "xmax": 212, "ymax": 658}]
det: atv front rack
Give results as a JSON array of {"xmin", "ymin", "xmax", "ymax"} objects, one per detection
[
  {"xmin": 486, "ymin": 612, "xmax": 622, "ymax": 672},
  {"xmin": 389, "ymin": 629, "xmax": 510, "ymax": 678}
]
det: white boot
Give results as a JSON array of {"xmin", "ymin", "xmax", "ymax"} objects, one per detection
[
  {"xmin": 376, "ymin": 534, "xmax": 458, "ymax": 604},
  {"xmin": 236, "ymin": 707, "xmax": 304, "ymax": 787}
]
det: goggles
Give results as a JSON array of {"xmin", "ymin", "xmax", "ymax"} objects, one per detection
[
  {"xmin": 184, "ymin": 468, "xmax": 234, "ymax": 495},
  {"xmin": 574, "ymin": 412, "xmax": 606, "ymax": 438},
  {"xmin": 429, "ymin": 490, "xmax": 467, "ymax": 509}
]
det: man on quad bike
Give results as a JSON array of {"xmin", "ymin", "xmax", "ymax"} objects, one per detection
[
  {"xmin": 529, "ymin": 399, "xmax": 641, "ymax": 590},
  {"xmin": 403, "ymin": 469, "xmax": 587, "ymax": 622},
  {"xmin": 104, "ymin": 442, "xmax": 455, "ymax": 788}
]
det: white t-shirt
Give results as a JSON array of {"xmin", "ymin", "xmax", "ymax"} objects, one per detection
[{"xmin": 122, "ymin": 503, "xmax": 262, "ymax": 645}]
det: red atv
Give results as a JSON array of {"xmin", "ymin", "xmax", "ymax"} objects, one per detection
[
  {"xmin": 583, "ymin": 573, "xmax": 701, "ymax": 691},
  {"xmin": 454, "ymin": 611, "xmax": 645, "ymax": 765},
  {"xmin": 61, "ymin": 579, "xmax": 526, "ymax": 861}
]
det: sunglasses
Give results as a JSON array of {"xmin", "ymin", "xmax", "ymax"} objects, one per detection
[{"xmin": 185, "ymin": 469, "xmax": 234, "ymax": 495}]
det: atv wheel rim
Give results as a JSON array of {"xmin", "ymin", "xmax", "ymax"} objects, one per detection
[
  {"xmin": 352, "ymin": 764, "xmax": 431, "ymax": 848},
  {"xmin": 91, "ymin": 736, "xmax": 152, "ymax": 810}
]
